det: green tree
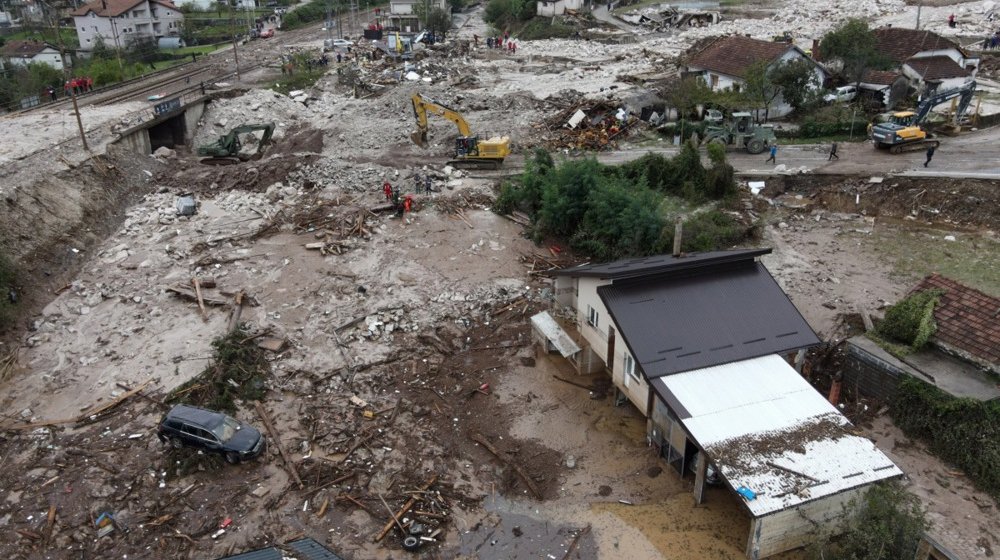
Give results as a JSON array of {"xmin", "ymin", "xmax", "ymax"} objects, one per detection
[
  {"xmin": 668, "ymin": 76, "xmax": 713, "ymax": 120},
  {"xmin": 742, "ymin": 59, "xmax": 781, "ymax": 122},
  {"xmin": 819, "ymin": 18, "xmax": 888, "ymax": 88},
  {"xmin": 483, "ymin": 0, "xmax": 534, "ymax": 30},
  {"xmin": 769, "ymin": 58, "xmax": 818, "ymax": 115},
  {"xmin": 810, "ymin": 481, "xmax": 927, "ymax": 560},
  {"xmin": 448, "ymin": 0, "xmax": 465, "ymax": 12},
  {"xmin": 422, "ymin": 7, "xmax": 453, "ymax": 37}
]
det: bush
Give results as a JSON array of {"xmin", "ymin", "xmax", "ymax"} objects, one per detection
[
  {"xmin": 891, "ymin": 378, "xmax": 1000, "ymax": 500},
  {"xmin": 875, "ymin": 289, "xmax": 942, "ymax": 351},
  {"xmin": 516, "ymin": 17, "xmax": 580, "ymax": 39},
  {"xmin": 808, "ymin": 481, "xmax": 927, "ymax": 560},
  {"xmin": 493, "ymin": 148, "xmax": 750, "ymax": 259},
  {"xmin": 281, "ymin": 1, "xmax": 328, "ymax": 30},
  {"xmin": 483, "ymin": 0, "xmax": 535, "ymax": 30}
]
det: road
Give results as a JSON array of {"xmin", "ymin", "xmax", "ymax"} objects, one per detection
[{"xmin": 593, "ymin": 126, "xmax": 1000, "ymax": 179}]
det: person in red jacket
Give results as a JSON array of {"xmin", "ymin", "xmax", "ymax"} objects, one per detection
[{"xmin": 383, "ymin": 181, "xmax": 393, "ymax": 201}]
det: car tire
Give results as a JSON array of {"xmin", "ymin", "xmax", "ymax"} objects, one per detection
[
  {"xmin": 746, "ymin": 139, "xmax": 765, "ymax": 154},
  {"xmin": 169, "ymin": 437, "xmax": 184, "ymax": 450},
  {"xmin": 224, "ymin": 452, "xmax": 240, "ymax": 465},
  {"xmin": 402, "ymin": 535, "xmax": 420, "ymax": 551}
]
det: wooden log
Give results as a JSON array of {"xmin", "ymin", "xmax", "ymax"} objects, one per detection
[
  {"xmin": 552, "ymin": 375, "xmax": 595, "ymax": 392},
  {"xmin": 374, "ymin": 475, "xmax": 438, "ymax": 543},
  {"xmin": 166, "ymin": 286, "xmax": 228, "ymax": 307},
  {"xmin": 253, "ymin": 402, "xmax": 304, "ymax": 489},
  {"xmin": 561, "ymin": 524, "xmax": 591, "ymax": 560},
  {"xmin": 469, "ymin": 433, "xmax": 542, "ymax": 500},
  {"xmin": 303, "ymin": 471, "xmax": 356, "ymax": 497},
  {"xmin": 227, "ymin": 291, "xmax": 244, "ymax": 333}
]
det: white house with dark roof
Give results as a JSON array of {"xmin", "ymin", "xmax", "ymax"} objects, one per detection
[
  {"xmin": 546, "ymin": 249, "xmax": 903, "ymax": 559},
  {"xmin": 0, "ymin": 40, "xmax": 64, "ymax": 71},
  {"xmin": 71, "ymin": 0, "xmax": 183, "ymax": 50}
]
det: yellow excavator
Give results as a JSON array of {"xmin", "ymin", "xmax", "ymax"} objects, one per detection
[
  {"xmin": 410, "ymin": 93, "xmax": 510, "ymax": 168},
  {"xmin": 870, "ymin": 81, "xmax": 976, "ymax": 154}
]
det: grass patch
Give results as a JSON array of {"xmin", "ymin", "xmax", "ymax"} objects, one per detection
[
  {"xmin": 3, "ymin": 27, "xmax": 79, "ymax": 49},
  {"xmin": 175, "ymin": 43, "xmax": 225, "ymax": 56},
  {"xmin": 516, "ymin": 17, "xmax": 581, "ymax": 39},
  {"xmin": 271, "ymin": 53, "xmax": 325, "ymax": 94},
  {"xmin": 165, "ymin": 327, "xmax": 269, "ymax": 414},
  {"xmin": 865, "ymin": 225, "xmax": 1000, "ymax": 298}
]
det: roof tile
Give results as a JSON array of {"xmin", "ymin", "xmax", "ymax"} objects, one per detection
[
  {"xmin": 687, "ymin": 35, "xmax": 795, "ymax": 79},
  {"xmin": 910, "ymin": 274, "xmax": 1000, "ymax": 367}
]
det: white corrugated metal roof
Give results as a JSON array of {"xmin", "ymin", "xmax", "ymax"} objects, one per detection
[
  {"xmin": 653, "ymin": 354, "xmax": 903, "ymax": 517},
  {"xmin": 530, "ymin": 311, "xmax": 581, "ymax": 358}
]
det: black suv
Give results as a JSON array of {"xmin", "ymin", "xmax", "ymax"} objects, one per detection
[{"xmin": 157, "ymin": 404, "xmax": 266, "ymax": 464}]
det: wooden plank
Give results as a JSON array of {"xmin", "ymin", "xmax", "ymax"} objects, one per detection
[
  {"xmin": 192, "ymin": 278, "xmax": 208, "ymax": 321},
  {"xmin": 374, "ymin": 475, "xmax": 437, "ymax": 542},
  {"xmin": 253, "ymin": 402, "xmax": 304, "ymax": 489},
  {"xmin": 469, "ymin": 432, "xmax": 542, "ymax": 499},
  {"xmin": 227, "ymin": 291, "xmax": 244, "ymax": 333}
]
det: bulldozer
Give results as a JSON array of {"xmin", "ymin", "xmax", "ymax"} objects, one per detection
[
  {"xmin": 701, "ymin": 112, "xmax": 775, "ymax": 154},
  {"xmin": 410, "ymin": 93, "xmax": 510, "ymax": 169},
  {"xmin": 870, "ymin": 80, "xmax": 976, "ymax": 154},
  {"xmin": 197, "ymin": 123, "xmax": 276, "ymax": 165}
]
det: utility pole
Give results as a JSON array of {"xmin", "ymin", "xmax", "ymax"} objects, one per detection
[
  {"xmin": 916, "ymin": 0, "xmax": 922, "ymax": 29},
  {"xmin": 41, "ymin": 0, "xmax": 88, "ymax": 150},
  {"xmin": 231, "ymin": 9, "xmax": 241, "ymax": 81}
]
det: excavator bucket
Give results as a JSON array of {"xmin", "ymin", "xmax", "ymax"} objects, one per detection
[{"xmin": 410, "ymin": 129, "xmax": 428, "ymax": 148}]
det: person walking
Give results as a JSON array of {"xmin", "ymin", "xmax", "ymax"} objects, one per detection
[
  {"xmin": 383, "ymin": 181, "xmax": 393, "ymax": 201},
  {"xmin": 924, "ymin": 145, "xmax": 936, "ymax": 167},
  {"xmin": 766, "ymin": 144, "xmax": 777, "ymax": 164},
  {"xmin": 403, "ymin": 194, "xmax": 413, "ymax": 214},
  {"xmin": 828, "ymin": 141, "xmax": 839, "ymax": 160}
]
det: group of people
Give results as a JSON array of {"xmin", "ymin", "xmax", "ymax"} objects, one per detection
[
  {"xmin": 764, "ymin": 141, "xmax": 937, "ymax": 167},
  {"xmin": 382, "ymin": 181, "xmax": 414, "ymax": 217},
  {"xmin": 46, "ymin": 77, "xmax": 94, "ymax": 101},
  {"xmin": 981, "ymin": 31, "xmax": 1000, "ymax": 50},
  {"xmin": 482, "ymin": 34, "xmax": 517, "ymax": 54}
]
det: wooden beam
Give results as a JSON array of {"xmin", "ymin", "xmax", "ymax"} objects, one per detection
[
  {"xmin": 253, "ymin": 402, "xmax": 303, "ymax": 489},
  {"xmin": 469, "ymin": 432, "xmax": 542, "ymax": 499},
  {"xmin": 374, "ymin": 475, "xmax": 437, "ymax": 543}
]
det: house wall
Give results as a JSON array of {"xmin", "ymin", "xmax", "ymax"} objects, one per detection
[
  {"xmin": 389, "ymin": 0, "xmax": 447, "ymax": 31},
  {"xmin": 74, "ymin": 1, "xmax": 183, "ymax": 50},
  {"xmin": 747, "ymin": 485, "xmax": 869, "ymax": 559},
  {"xmin": 842, "ymin": 336, "xmax": 917, "ymax": 403},
  {"xmin": 536, "ymin": 0, "xmax": 583, "ymax": 17},
  {"xmin": 4, "ymin": 49, "xmax": 64, "ymax": 70}
]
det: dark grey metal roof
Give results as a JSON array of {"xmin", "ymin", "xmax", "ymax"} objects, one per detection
[
  {"xmin": 555, "ymin": 249, "xmax": 771, "ymax": 279},
  {"xmin": 598, "ymin": 260, "xmax": 819, "ymax": 378},
  {"xmin": 217, "ymin": 538, "xmax": 345, "ymax": 560}
]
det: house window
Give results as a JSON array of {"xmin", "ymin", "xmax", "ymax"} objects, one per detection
[
  {"xmin": 586, "ymin": 305, "xmax": 599, "ymax": 329},
  {"xmin": 710, "ymin": 74, "xmax": 719, "ymax": 89},
  {"xmin": 624, "ymin": 352, "xmax": 639, "ymax": 385}
]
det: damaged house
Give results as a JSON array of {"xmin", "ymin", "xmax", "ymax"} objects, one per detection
[
  {"xmin": 684, "ymin": 35, "xmax": 827, "ymax": 119},
  {"xmin": 541, "ymin": 249, "xmax": 903, "ymax": 558}
]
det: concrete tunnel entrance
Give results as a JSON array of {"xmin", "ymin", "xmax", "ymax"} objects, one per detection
[{"xmin": 148, "ymin": 113, "xmax": 186, "ymax": 152}]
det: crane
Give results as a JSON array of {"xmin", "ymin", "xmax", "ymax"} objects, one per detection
[
  {"xmin": 870, "ymin": 81, "xmax": 976, "ymax": 154},
  {"xmin": 197, "ymin": 123, "xmax": 276, "ymax": 165},
  {"xmin": 410, "ymin": 93, "xmax": 510, "ymax": 168}
]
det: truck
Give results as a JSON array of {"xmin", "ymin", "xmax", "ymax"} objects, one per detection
[
  {"xmin": 870, "ymin": 80, "xmax": 976, "ymax": 154},
  {"xmin": 701, "ymin": 112, "xmax": 776, "ymax": 154}
]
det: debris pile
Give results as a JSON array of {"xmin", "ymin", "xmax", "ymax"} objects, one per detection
[{"xmin": 538, "ymin": 100, "xmax": 642, "ymax": 151}]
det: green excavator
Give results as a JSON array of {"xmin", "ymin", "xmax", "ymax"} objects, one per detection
[{"xmin": 197, "ymin": 123, "xmax": 275, "ymax": 165}]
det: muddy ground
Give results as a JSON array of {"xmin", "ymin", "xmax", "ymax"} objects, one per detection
[{"xmin": 0, "ymin": 1, "xmax": 999, "ymax": 559}]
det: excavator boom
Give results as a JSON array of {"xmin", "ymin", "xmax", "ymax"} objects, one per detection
[
  {"xmin": 871, "ymin": 80, "xmax": 976, "ymax": 154},
  {"xmin": 409, "ymin": 93, "xmax": 509, "ymax": 168},
  {"xmin": 198, "ymin": 123, "xmax": 276, "ymax": 164}
]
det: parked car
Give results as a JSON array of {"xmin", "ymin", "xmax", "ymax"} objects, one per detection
[
  {"xmin": 259, "ymin": 28, "xmax": 274, "ymax": 39},
  {"xmin": 157, "ymin": 404, "xmax": 266, "ymax": 464},
  {"xmin": 323, "ymin": 38, "xmax": 353, "ymax": 51},
  {"xmin": 824, "ymin": 85, "xmax": 858, "ymax": 104}
]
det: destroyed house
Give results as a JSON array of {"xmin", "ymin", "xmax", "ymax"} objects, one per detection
[
  {"xmin": 546, "ymin": 249, "xmax": 903, "ymax": 558},
  {"xmin": 845, "ymin": 274, "xmax": 1000, "ymax": 403},
  {"xmin": 684, "ymin": 36, "xmax": 826, "ymax": 118}
]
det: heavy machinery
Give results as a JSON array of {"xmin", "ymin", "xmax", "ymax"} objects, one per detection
[
  {"xmin": 870, "ymin": 80, "xmax": 976, "ymax": 154},
  {"xmin": 410, "ymin": 93, "xmax": 510, "ymax": 168},
  {"xmin": 701, "ymin": 111, "xmax": 776, "ymax": 154},
  {"xmin": 197, "ymin": 123, "xmax": 275, "ymax": 165}
]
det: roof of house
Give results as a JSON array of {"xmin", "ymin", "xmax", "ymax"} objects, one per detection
[
  {"xmin": 861, "ymin": 69, "xmax": 903, "ymax": 86},
  {"xmin": 686, "ymin": 35, "xmax": 800, "ymax": 78},
  {"xmin": 873, "ymin": 27, "xmax": 962, "ymax": 64},
  {"xmin": 0, "ymin": 40, "xmax": 56, "ymax": 58},
  {"xmin": 217, "ymin": 538, "xmax": 345, "ymax": 560},
  {"xmin": 71, "ymin": 0, "xmax": 178, "ymax": 17},
  {"xmin": 555, "ymin": 248, "xmax": 771, "ymax": 280},
  {"xmin": 903, "ymin": 55, "xmax": 971, "ymax": 80},
  {"xmin": 597, "ymin": 258, "xmax": 819, "ymax": 378},
  {"xmin": 910, "ymin": 274, "xmax": 1000, "ymax": 368},
  {"xmin": 652, "ymin": 354, "xmax": 903, "ymax": 517}
]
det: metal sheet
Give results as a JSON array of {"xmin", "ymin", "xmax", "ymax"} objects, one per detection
[
  {"xmin": 653, "ymin": 355, "xmax": 903, "ymax": 517},
  {"xmin": 530, "ymin": 311, "xmax": 581, "ymax": 358}
]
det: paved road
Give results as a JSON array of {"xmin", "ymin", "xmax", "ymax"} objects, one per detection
[{"xmin": 592, "ymin": 126, "xmax": 1000, "ymax": 179}]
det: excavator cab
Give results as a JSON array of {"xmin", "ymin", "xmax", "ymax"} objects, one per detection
[
  {"xmin": 455, "ymin": 136, "xmax": 480, "ymax": 157},
  {"xmin": 889, "ymin": 111, "xmax": 916, "ymax": 127}
]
